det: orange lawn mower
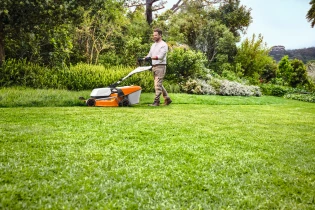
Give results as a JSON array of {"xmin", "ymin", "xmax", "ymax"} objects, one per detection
[{"xmin": 79, "ymin": 58, "xmax": 152, "ymax": 107}]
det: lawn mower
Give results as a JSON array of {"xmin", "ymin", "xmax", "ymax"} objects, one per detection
[{"xmin": 79, "ymin": 58, "xmax": 152, "ymax": 107}]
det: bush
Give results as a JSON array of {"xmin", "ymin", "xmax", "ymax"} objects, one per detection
[
  {"xmin": 221, "ymin": 69, "xmax": 242, "ymax": 83},
  {"xmin": 181, "ymin": 78, "xmax": 216, "ymax": 95},
  {"xmin": 0, "ymin": 59, "xmax": 154, "ymax": 92},
  {"xmin": 0, "ymin": 59, "xmax": 50, "ymax": 88},
  {"xmin": 284, "ymin": 93, "xmax": 315, "ymax": 103},
  {"xmin": 219, "ymin": 80, "xmax": 261, "ymax": 96},
  {"xmin": 259, "ymin": 84, "xmax": 292, "ymax": 97},
  {"xmin": 166, "ymin": 47, "xmax": 208, "ymax": 83},
  {"xmin": 181, "ymin": 78, "xmax": 261, "ymax": 97}
]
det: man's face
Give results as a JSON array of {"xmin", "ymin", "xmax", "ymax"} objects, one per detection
[{"xmin": 153, "ymin": 32, "xmax": 161, "ymax": 42}]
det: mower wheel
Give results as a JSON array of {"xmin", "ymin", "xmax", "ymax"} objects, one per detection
[
  {"xmin": 119, "ymin": 98, "xmax": 130, "ymax": 107},
  {"xmin": 86, "ymin": 98, "xmax": 96, "ymax": 106}
]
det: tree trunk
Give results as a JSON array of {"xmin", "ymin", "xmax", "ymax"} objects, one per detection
[
  {"xmin": 0, "ymin": 22, "xmax": 5, "ymax": 64},
  {"xmin": 146, "ymin": 0, "xmax": 153, "ymax": 25}
]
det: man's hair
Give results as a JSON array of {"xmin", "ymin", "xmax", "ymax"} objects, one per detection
[{"xmin": 154, "ymin": 28, "xmax": 163, "ymax": 36}]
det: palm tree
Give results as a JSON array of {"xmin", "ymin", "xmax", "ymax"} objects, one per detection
[{"xmin": 307, "ymin": 0, "xmax": 315, "ymax": 28}]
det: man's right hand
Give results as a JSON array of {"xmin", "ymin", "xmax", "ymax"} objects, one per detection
[
  {"xmin": 144, "ymin": 57, "xmax": 152, "ymax": 62},
  {"xmin": 137, "ymin": 57, "xmax": 145, "ymax": 62}
]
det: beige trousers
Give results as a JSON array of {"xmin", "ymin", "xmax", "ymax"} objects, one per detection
[{"xmin": 152, "ymin": 65, "xmax": 169, "ymax": 101}]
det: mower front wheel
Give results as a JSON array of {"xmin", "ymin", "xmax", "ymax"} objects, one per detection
[{"xmin": 86, "ymin": 98, "xmax": 96, "ymax": 106}]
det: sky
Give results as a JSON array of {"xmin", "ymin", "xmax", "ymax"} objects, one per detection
[{"xmin": 164, "ymin": 0, "xmax": 315, "ymax": 50}]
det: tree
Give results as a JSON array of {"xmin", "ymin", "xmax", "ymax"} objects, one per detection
[
  {"xmin": 167, "ymin": 2, "xmax": 209, "ymax": 48},
  {"xmin": 278, "ymin": 55, "xmax": 293, "ymax": 86},
  {"xmin": 234, "ymin": 34, "xmax": 274, "ymax": 81},
  {"xmin": 197, "ymin": 21, "xmax": 237, "ymax": 64},
  {"xmin": 74, "ymin": 1, "xmax": 127, "ymax": 64},
  {"xmin": 306, "ymin": 0, "xmax": 315, "ymax": 28},
  {"xmin": 125, "ymin": 0, "xmax": 168, "ymax": 25},
  {"xmin": 260, "ymin": 60, "xmax": 277, "ymax": 83},
  {"xmin": 278, "ymin": 56, "xmax": 310, "ymax": 88},
  {"xmin": 216, "ymin": 0, "xmax": 252, "ymax": 38},
  {"xmin": 289, "ymin": 59, "xmax": 309, "ymax": 87},
  {"xmin": 0, "ymin": 0, "xmax": 91, "ymax": 64},
  {"xmin": 125, "ymin": 0, "xmax": 224, "ymax": 25}
]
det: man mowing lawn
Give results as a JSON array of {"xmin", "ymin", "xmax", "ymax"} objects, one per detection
[{"xmin": 145, "ymin": 28, "xmax": 172, "ymax": 106}]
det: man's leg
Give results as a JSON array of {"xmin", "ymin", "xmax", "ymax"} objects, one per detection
[
  {"xmin": 161, "ymin": 67, "xmax": 172, "ymax": 105},
  {"xmin": 150, "ymin": 65, "xmax": 172, "ymax": 106}
]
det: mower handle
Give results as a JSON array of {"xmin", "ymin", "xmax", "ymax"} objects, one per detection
[{"xmin": 137, "ymin": 57, "xmax": 152, "ymax": 66}]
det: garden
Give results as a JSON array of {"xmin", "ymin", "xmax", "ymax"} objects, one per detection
[{"xmin": 1, "ymin": 0, "xmax": 315, "ymax": 208}]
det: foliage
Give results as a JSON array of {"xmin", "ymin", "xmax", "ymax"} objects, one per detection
[
  {"xmin": 0, "ymin": 59, "xmax": 54, "ymax": 88},
  {"xmin": 0, "ymin": 0, "xmax": 91, "ymax": 64},
  {"xmin": 0, "ymin": 59, "xmax": 154, "ymax": 91},
  {"xmin": 307, "ymin": 61, "xmax": 315, "ymax": 82},
  {"xmin": 98, "ymin": 6, "xmax": 151, "ymax": 67},
  {"xmin": 260, "ymin": 60, "xmax": 278, "ymax": 83},
  {"xmin": 49, "ymin": 24, "xmax": 74, "ymax": 67},
  {"xmin": 73, "ymin": 1, "xmax": 127, "ymax": 65},
  {"xmin": 181, "ymin": 78, "xmax": 217, "ymax": 95},
  {"xmin": 289, "ymin": 59, "xmax": 309, "ymax": 87},
  {"xmin": 259, "ymin": 84, "xmax": 293, "ymax": 97},
  {"xmin": 197, "ymin": 21, "xmax": 237, "ymax": 66},
  {"xmin": 277, "ymin": 55, "xmax": 292, "ymax": 85},
  {"xmin": 306, "ymin": 0, "xmax": 315, "ymax": 28},
  {"xmin": 165, "ymin": 0, "xmax": 250, "ymax": 68},
  {"xmin": 234, "ymin": 34, "xmax": 274, "ymax": 82},
  {"xmin": 0, "ymin": 0, "xmax": 128, "ymax": 66},
  {"xmin": 181, "ymin": 77, "xmax": 261, "ymax": 96},
  {"xmin": 215, "ymin": 0, "xmax": 252, "ymax": 38},
  {"xmin": 278, "ymin": 56, "xmax": 312, "ymax": 88},
  {"xmin": 166, "ymin": 47, "xmax": 208, "ymax": 83},
  {"xmin": 167, "ymin": 2, "xmax": 208, "ymax": 47},
  {"xmin": 218, "ymin": 79, "xmax": 262, "ymax": 96},
  {"xmin": 284, "ymin": 92, "xmax": 315, "ymax": 103}
]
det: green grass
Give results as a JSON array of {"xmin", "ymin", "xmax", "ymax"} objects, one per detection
[
  {"xmin": 1, "ymin": 88, "xmax": 315, "ymax": 209},
  {"xmin": 0, "ymin": 87, "xmax": 292, "ymax": 107}
]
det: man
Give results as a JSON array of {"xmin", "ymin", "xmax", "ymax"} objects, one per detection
[{"xmin": 145, "ymin": 28, "xmax": 172, "ymax": 106}]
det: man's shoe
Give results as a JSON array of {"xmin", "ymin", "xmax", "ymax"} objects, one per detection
[
  {"xmin": 148, "ymin": 101, "xmax": 160, "ymax": 106},
  {"xmin": 164, "ymin": 98, "xmax": 172, "ymax": 105}
]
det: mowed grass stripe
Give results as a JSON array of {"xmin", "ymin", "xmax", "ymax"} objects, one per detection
[{"xmin": 0, "ymin": 96, "xmax": 315, "ymax": 209}]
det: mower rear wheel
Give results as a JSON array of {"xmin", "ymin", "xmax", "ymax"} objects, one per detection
[
  {"xmin": 119, "ymin": 98, "xmax": 130, "ymax": 107},
  {"xmin": 86, "ymin": 98, "xmax": 96, "ymax": 106}
]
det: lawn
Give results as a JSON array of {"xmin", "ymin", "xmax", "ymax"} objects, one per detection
[{"xmin": 0, "ymin": 88, "xmax": 315, "ymax": 209}]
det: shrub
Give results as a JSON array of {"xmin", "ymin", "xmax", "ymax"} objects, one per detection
[
  {"xmin": 0, "ymin": 59, "xmax": 53, "ymax": 88},
  {"xmin": 219, "ymin": 80, "xmax": 261, "ymax": 96},
  {"xmin": 284, "ymin": 93, "xmax": 315, "ymax": 103},
  {"xmin": 182, "ymin": 78, "xmax": 216, "ymax": 95},
  {"xmin": 181, "ymin": 78, "xmax": 261, "ymax": 97},
  {"xmin": 163, "ymin": 82, "xmax": 181, "ymax": 93},
  {"xmin": 166, "ymin": 47, "xmax": 208, "ymax": 83},
  {"xmin": 259, "ymin": 84, "xmax": 292, "ymax": 96},
  {"xmin": 0, "ymin": 59, "xmax": 154, "ymax": 92},
  {"xmin": 221, "ymin": 69, "xmax": 242, "ymax": 83}
]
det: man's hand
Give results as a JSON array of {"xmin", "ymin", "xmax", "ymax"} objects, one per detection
[
  {"xmin": 137, "ymin": 57, "xmax": 145, "ymax": 62},
  {"xmin": 145, "ymin": 57, "xmax": 152, "ymax": 61}
]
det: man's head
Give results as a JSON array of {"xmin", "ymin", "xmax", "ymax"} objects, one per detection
[{"xmin": 153, "ymin": 28, "xmax": 163, "ymax": 42}]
